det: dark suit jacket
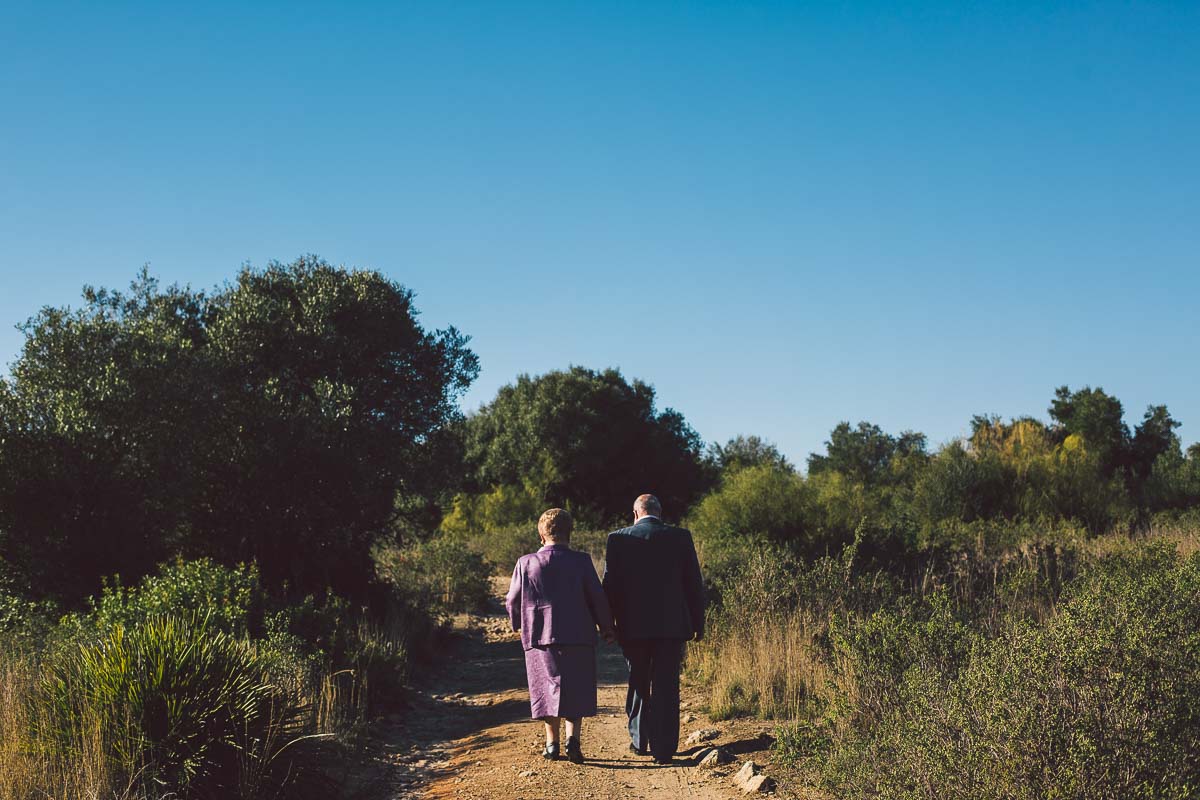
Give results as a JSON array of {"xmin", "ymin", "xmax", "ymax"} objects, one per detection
[{"xmin": 602, "ymin": 517, "xmax": 706, "ymax": 641}]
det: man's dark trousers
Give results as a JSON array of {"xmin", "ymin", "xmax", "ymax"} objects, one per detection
[{"xmin": 622, "ymin": 638, "xmax": 685, "ymax": 761}]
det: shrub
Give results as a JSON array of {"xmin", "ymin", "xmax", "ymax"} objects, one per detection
[
  {"xmin": 376, "ymin": 537, "xmax": 491, "ymax": 612},
  {"xmin": 827, "ymin": 543, "xmax": 1200, "ymax": 799},
  {"xmin": 40, "ymin": 613, "xmax": 284, "ymax": 796},
  {"xmin": 64, "ymin": 558, "xmax": 263, "ymax": 641},
  {"xmin": 687, "ymin": 464, "xmax": 813, "ymax": 577}
]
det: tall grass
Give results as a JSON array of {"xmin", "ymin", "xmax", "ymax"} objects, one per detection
[
  {"xmin": 0, "ymin": 605, "xmax": 415, "ymax": 799},
  {"xmin": 0, "ymin": 613, "xmax": 344, "ymax": 800}
]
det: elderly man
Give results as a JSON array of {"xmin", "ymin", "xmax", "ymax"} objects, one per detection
[{"xmin": 602, "ymin": 494, "xmax": 706, "ymax": 764}]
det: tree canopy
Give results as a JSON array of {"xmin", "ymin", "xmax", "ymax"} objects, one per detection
[
  {"xmin": 0, "ymin": 259, "xmax": 477, "ymax": 602},
  {"xmin": 706, "ymin": 435, "xmax": 793, "ymax": 474},
  {"xmin": 456, "ymin": 366, "xmax": 710, "ymax": 526}
]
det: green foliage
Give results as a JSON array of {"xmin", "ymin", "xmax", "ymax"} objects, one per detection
[
  {"xmin": 819, "ymin": 543, "xmax": 1200, "ymax": 800},
  {"xmin": 772, "ymin": 720, "xmax": 832, "ymax": 768},
  {"xmin": 807, "ymin": 422, "xmax": 928, "ymax": 487},
  {"xmin": 459, "ymin": 366, "xmax": 711, "ymax": 526},
  {"xmin": 41, "ymin": 613, "xmax": 282, "ymax": 796},
  {"xmin": 687, "ymin": 464, "xmax": 813, "ymax": 576},
  {"xmin": 915, "ymin": 419, "xmax": 1132, "ymax": 535},
  {"xmin": 0, "ymin": 258, "xmax": 478, "ymax": 602},
  {"xmin": 1049, "ymin": 384, "xmax": 1131, "ymax": 475},
  {"xmin": 78, "ymin": 558, "xmax": 263, "ymax": 639},
  {"xmin": 1144, "ymin": 445, "xmax": 1200, "ymax": 512},
  {"xmin": 831, "ymin": 590, "xmax": 975, "ymax": 723},
  {"xmin": 440, "ymin": 482, "xmax": 543, "ymax": 539},
  {"xmin": 0, "ymin": 591, "xmax": 54, "ymax": 652},
  {"xmin": 375, "ymin": 537, "xmax": 491, "ymax": 612},
  {"xmin": 706, "ymin": 434, "xmax": 793, "ymax": 474}
]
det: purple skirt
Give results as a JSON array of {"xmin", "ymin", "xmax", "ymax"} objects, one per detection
[{"xmin": 524, "ymin": 644, "xmax": 597, "ymax": 719}]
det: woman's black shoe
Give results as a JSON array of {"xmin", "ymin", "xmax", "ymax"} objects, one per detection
[
  {"xmin": 565, "ymin": 736, "xmax": 584, "ymax": 764},
  {"xmin": 629, "ymin": 743, "xmax": 649, "ymax": 756},
  {"xmin": 542, "ymin": 742, "xmax": 560, "ymax": 760}
]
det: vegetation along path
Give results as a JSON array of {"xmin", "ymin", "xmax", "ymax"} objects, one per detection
[{"xmin": 359, "ymin": 579, "xmax": 782, "ymax": 799}]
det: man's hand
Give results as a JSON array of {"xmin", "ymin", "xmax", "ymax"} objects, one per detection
[{"xmin": 602, "ymin": 627, "xmax": 617, "ymax": 645}]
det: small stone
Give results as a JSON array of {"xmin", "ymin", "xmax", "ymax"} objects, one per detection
[
  {"xmin": 685, "ymin": 728, "xmax": 720, "ymax": 745},
  {"xmin": 518, "ymin": 769, "xmax": 536, "ymax": 777},
  {"xmin": 734, "ymin": 760, "xmax": 760, "ymax": 786},
  {"xmin": 697, "ymin": 747, "xmax": 735, "ymax": 768},
  {"xmin": 681, "ymin": 712, "xmax": 697, "ymax": 723},
  {"xmin": 742, "ymin": 774, "xmax": 776, "ymax": 793}
]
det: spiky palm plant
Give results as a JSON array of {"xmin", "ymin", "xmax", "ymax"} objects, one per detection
[{"xmin": 40, "ymin": 612, "xmax": 280, "ymax": 796}]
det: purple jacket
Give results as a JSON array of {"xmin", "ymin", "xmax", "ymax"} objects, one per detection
[{"xmin": 505, "ymin": 544, "xmax": 614, "ymax": 650}]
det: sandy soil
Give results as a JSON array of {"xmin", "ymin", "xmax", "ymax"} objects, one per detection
[{"xmin": 353, "ymin": 579, "xmax": 788, "ymax": 800}]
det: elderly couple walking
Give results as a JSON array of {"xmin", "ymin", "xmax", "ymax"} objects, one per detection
[{"xmin": 504, "ymin": 494, "xmax": 706, "ymax": 765}]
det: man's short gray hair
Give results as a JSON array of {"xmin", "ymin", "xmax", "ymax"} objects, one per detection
[{"xmin": 634, "ymin": 494, "xmax": 662, "ymax": 516}]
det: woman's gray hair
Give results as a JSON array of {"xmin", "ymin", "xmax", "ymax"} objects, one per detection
[{"xmin": 538, "ymin": 507, "xmax": 573, "ymax": 541}]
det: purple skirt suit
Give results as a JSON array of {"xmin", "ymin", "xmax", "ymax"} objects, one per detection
[{"xmin": 505, "ymin": 543, "xmax": 614, "ymax": 719}]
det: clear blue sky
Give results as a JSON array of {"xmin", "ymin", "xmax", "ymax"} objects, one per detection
[{"xmin": 2, "ymin": 1, "xmax": 1198, "ymax": 464}]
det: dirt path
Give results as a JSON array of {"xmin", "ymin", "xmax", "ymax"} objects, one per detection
[{"xmin": 358, "ymin": 579, "xmax": 782, "ymax": 799}]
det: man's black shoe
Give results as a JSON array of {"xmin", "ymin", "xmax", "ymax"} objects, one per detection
[
  {"xmin": 653, "ymin": 755, "xmax": 674, "ymax": 765},
  {"xmin": 566, "ymin": 736, "xmax": 584, "ymax": 764},
  {"xmin": 629, "ymin": 744, "xmax": 649, "ymax": 756}
]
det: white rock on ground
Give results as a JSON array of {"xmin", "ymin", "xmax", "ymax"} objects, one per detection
[
  {"xmin": 697, "ymin": 747, "xmax": 735, "ymax": 768},
  {"xmin": 732, "ymin": 760, "xmax": 777, "ymax": 794},
  {"xmin": 742, "ymin": 774, "xmax": 776, "ymax": 793},
  {"xmin": 733, "ymin": 761, "xmax": 759, "ymax": 785},
  {"xmin": 685, "ymin": 728, "xmax": 721, "ymax": 745}
]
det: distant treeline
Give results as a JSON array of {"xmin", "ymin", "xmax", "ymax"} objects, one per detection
[{"xmin": 2, "ymin": 258, "xmax": 1198, "ymax": 605}]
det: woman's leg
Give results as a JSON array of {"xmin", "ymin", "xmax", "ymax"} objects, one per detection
[
  {"xmin": 564, "ymin": 718, "xmax": 581, "ymax": 741},
  {"xmin": 543, "ymin": 716, "xmax": 561, "ymax": 745}
]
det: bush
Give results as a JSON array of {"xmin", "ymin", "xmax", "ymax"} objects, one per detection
[
  {"xmin": 687, "ymin": 464, "xmax": 813, "ymax": 578},
  {"xmin": 76, "ymin": 558, "xmax": 264, "ymax": 639},
  {"xmin": 1, "ymin": 556, "xmax": 423, "ymax": 799},
  {"xmin": 826, "ymin": 543, "xmax": 1200, "ymax": 799},
  {"xmin": 376, "ymin": 537, "xmax": 491, "ymax": 612},
  {"xmin": 40, "ymin": 613, "xmax": 286, "ymax": 797}
]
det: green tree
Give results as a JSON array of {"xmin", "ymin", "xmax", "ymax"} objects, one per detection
[
  {"xmin": 1129, "ymin": 404, "xmax": 1182, "ymax": 498},
  {"xmin": 1048, "ymin": 385, "xmax": 1130, "ymax": 475},
  {"xmin": 0, "ymin": 258, "xmax": 477, "ymax": 602},
  {"xmin": 706, "ymin": 434, "xmax": 793, "ymax": 474},
  {"xmin": 686, "ymin": 463, "xmax": 813, "ymax": 574},
  {"xmin": 459, "ymin": 366, "xmax": 710, "ymax": 525},
  {"xmin": 807, "ymin": 422, "xmax": 927, "ymax": 487}
]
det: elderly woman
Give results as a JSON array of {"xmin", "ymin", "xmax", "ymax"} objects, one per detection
[{"xmin": 506, "ymin": 508, "xmax": 615, "ymax": 763}]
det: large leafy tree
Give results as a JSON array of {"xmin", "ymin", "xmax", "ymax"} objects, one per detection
[
  {"xmin": 0, "ymin": 258, "xmax": 477, "ymax": 602},
  {"xmin": 460, "ymin": 366, "xmax": 710, "ymax": 525}
]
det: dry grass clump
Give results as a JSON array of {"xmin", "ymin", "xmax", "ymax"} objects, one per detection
[
  {"xmin": 0, "ymin": 655, "xmax": 128, "ymax": 800},
  {"xmin": 691, "ymin": 608, "xmax": 840, "ymax": 720}
]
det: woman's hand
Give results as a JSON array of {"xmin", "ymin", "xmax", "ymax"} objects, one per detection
[{"xmin": 601, "ymin": 627, "xmax": 617, "ymax": 645}]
